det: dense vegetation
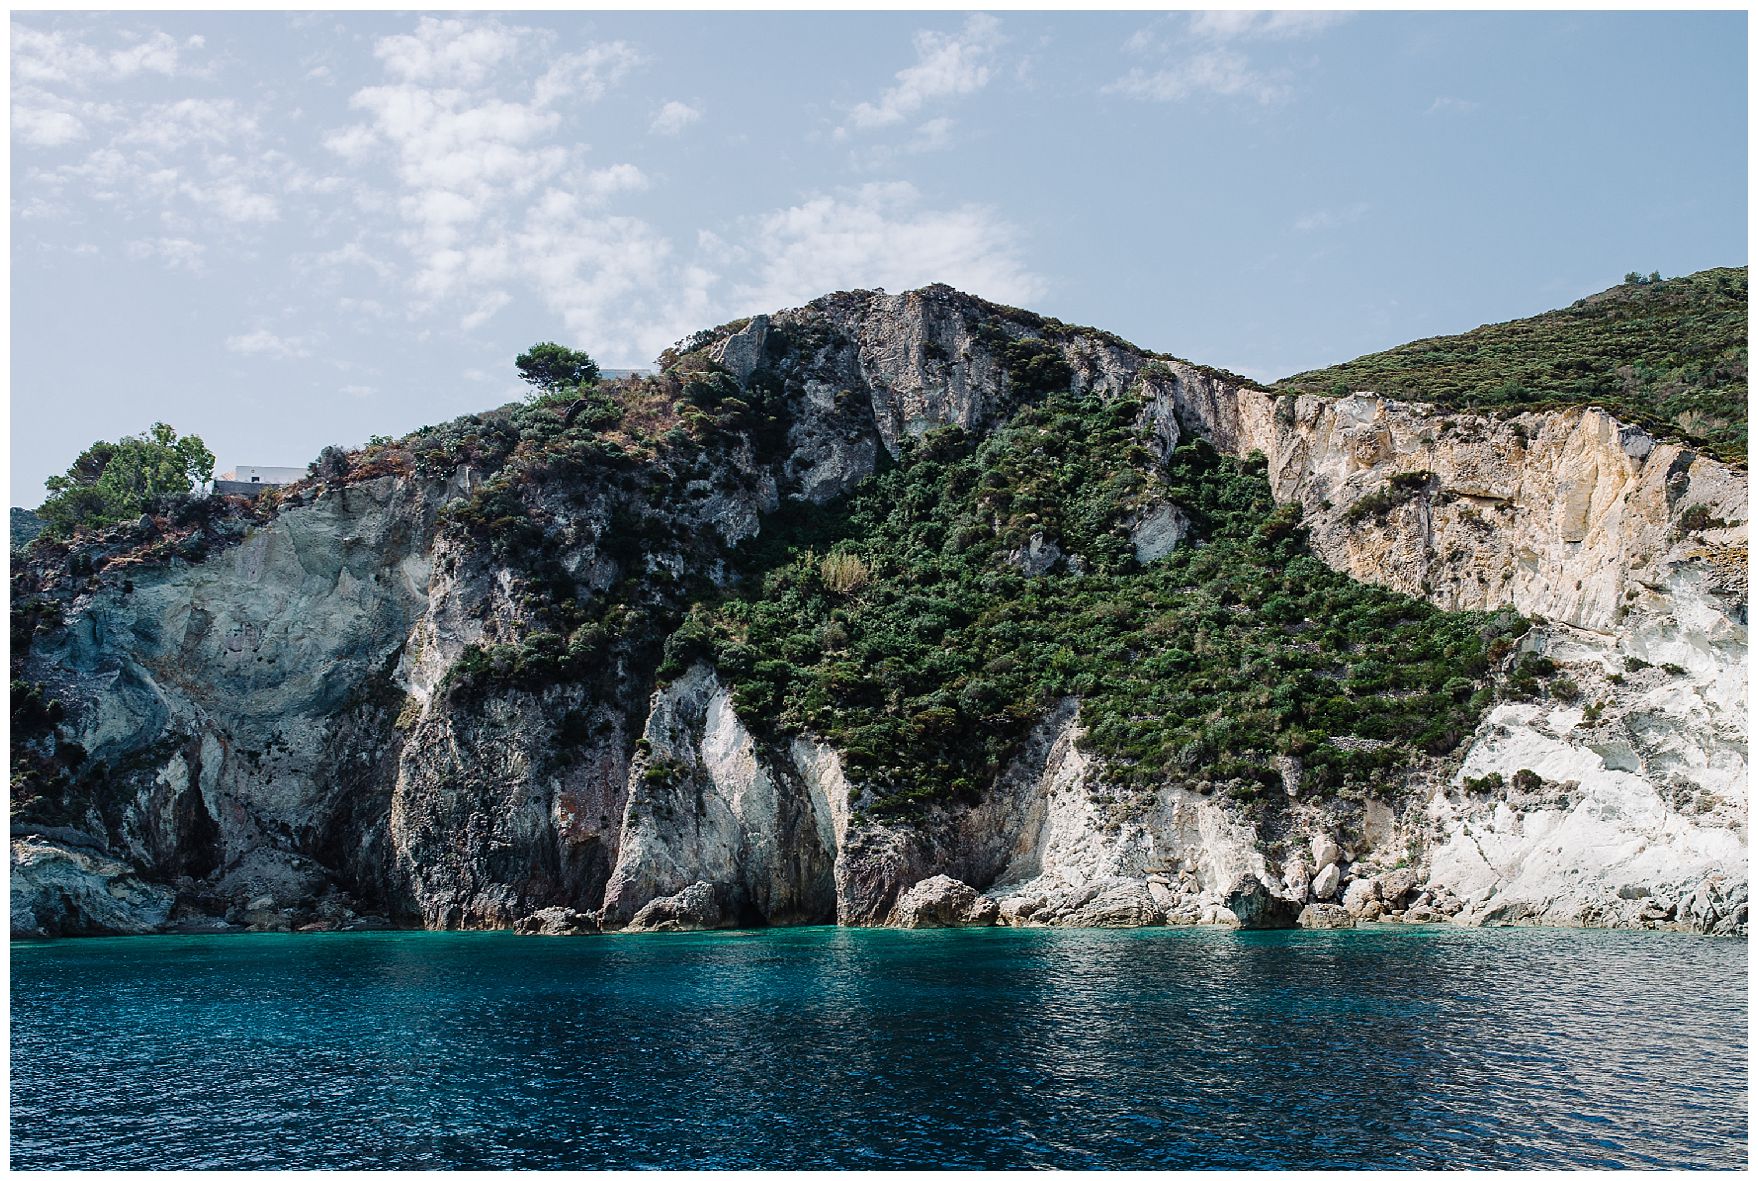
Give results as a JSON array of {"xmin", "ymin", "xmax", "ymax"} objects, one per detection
[
  {"xmin": 35, "ymin": 422, "xmax": 215, "ymax": 538},
  {"xmin": 689, "ymin": 387, "xmax": 1520, "ymax": 818},
  {"xmin": 1277, "ymin": 267, "xmax": 1747, "ymax": 465}
]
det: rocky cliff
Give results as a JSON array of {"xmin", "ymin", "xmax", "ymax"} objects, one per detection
[{"xmin": 12, "ymin": 283, "xmax": 1747, "ymax": 938}]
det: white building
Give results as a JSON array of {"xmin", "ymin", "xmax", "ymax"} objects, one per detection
[{"xmin": 213, "ymin": 464, "xmax": 305, "ymax": 497}]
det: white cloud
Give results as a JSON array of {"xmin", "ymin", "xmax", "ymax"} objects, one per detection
[
  {"xmin": 847, "ymin": 115, "xmax": 960, "ymax": 170},
  {"xmin": 340, "ymin": 384, "xmax": 377, "ymax": 399},
  {"xmin": 226, "ymin": 328, "xmax": 311, "ymax": 359},
  {"xmin": 1292, "ymin": 201, "xmax": 1371, "ymax": 233},
  {"xmin": 583, "ymin": 163, "xmax": 649, "ymax": 203},
  {"xmin": 1427, "ymin": 96, "xmax": 1480, "ymax": 115},
  {"xmin": 375, "ymin": 16, "xmax": 523, "ymax": 86},
  {"xmin": 729, "ymin": 181, "xmax": 1046, "ymax": 313},
  {"xmin": 317, "ymin": 17, "xmax": 675, "ymax": 359},
  {"xmin": 125, "ymin": 236, "xmax": 206, "ymax": 272},
  {"xmin": 531, "ymin": 42, "xmax": 644, "ymax": 107},
  {"xmin": 649, "ymin": 100, "xmax": 701, "ymax": 136},
  {"xmin": 14, "ymin": 25, "xmax": 303, "ymax": 241},
  {"xmin": 912, "ymin": 116, "xmax": 956, "ymax": 152},
  {"xmin": 11, "ymin": 24, "xmax": 195, "ymax": 86},
  {"xmin": 844, "ymin": 15, "xmax": 1002, "ymax": 132},
  {"xmin": 107, "ymin": 31, "xmax": 186, "ymax": 78},
  {"xmin": 303, "ymin": 16, "xmax": 1045, "ymax": 367},
  {"xmin": 121, "ymin": 98, "xmax": 253, "ymax": 151},
  {"xmin": 338, "ymin": 296, "xmax": 389, "ymax": 319},
  {"xmin": 13, "ymin": 107, "xmax": 85, "ymax": 147},
  {"xmin": 323, "ymin": 123, "xmax": 379, "ymax": 162},
  {"xmin": 459, "ymin": 290, "xmax": 513, "ymax": 331},
  {"xmin": 1106, "ymin": 50, "xmax": 1286, "ymax": 105},
  {"xmin": 1188, "ymin": 11, "xmax": 1348, "ymax": 42},
  {"xmin": 307, "ymin": 240, "xmax": 398, "ymax": 284},
  {"xmin": 1111, "ymin": 11, "xmax": 1345, "ymax": 105}
]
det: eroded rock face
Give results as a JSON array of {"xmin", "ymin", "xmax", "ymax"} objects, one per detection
[
  {"xmin": 597, "ymin": 665, "xmax": 838, "ymax": 930},
  {"xmin": 11, "ymin": 283, "xmax": 1746, "ymax": 939},
  {"xmin": 11, "ymin": 834, "xmax": 174, "ymax": 937}
]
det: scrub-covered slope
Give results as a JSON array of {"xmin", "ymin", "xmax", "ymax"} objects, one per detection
[
  {"xmin": 1278, "ymin": 267, "xmax": 1746, "ymax": 465},
  {"xmin": 11, "ymin": 281, "xmax": 1747, "ymax": 938}
]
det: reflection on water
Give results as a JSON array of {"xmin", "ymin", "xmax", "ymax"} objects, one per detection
[{"xmin": 10, "ymin": 924, "xmax": 1747, "ymax": 1169}]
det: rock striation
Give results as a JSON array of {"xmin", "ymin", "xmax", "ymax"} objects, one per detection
[{"xmin": 11, "ymin": 284, "xmax": 1746, "ymax": 938}]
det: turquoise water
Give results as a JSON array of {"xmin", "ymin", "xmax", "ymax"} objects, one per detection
[{"xmin": 10, "ymin": 924, "xmax": 1746, "ymax": 1169}]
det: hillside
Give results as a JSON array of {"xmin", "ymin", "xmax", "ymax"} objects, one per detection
[
  {"xmin": 11, "ymin": 283, "xmax": 1748, "ymax": 939},
  {"xmin": 1277, "ymin": 267, "xmax": 1747, "ymax": 465}
]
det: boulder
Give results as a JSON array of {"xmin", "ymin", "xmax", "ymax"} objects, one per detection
[
  {"xmin": 706, "ymin": 314, "xmax": 769, "ymax": 383},
  {"xmin": 624, "ymin": 882, "xmax": 727, "ymax": 933},
  {"xmin": 1310, "ymin": 833, "xmax": 1344, "ymax": 871},
  {"xmin": 1006, "ymin": 533, "xmax": 1065, "ymax": 577},
  {"xmin": 994, "ymin": 894, "xmax": 1043, "ymax": 926},
  {"xmin": 1222, "ymin": 877, "xmax": 1303, "ymax": 930},
  {"xmin": 1281, "ymin": 856, "xmax": 1313, "ymax": 900},
  {"xmin": 1298, "ymin": 903, "xmax": 1356, "ymax": 929},
  {"xmin": 241, "ymin": 906, "xmax": 291, "ymax": 933},
  {"xmin": 1130, "ymin": 502, "xmax": 1189, "ymax": 564},
  {"xmin": 515, "ymin": 907, "xmax": 600, "ymax": 936},
  {"xmin": 1053, "ymin": 880, "xmax": 1164, "ymax": 928},
  {"xmin": 1310, "ymin": 863, "xmax": 1342, "ymax": 901},
  {"xmin": 890, "ymin": 875, "xmax": 999, "ymax": 929},
  {"xmin": 1342, "ymin": 876, "xmax": 1382, "ymax": 916},
  {"xmin": 1374, "ymin": 868, "xmax": 1421, "ymax": 909},
  {"xmin": 1710, "ymin": 904, "xmax": 1748, "ymax": 937}
]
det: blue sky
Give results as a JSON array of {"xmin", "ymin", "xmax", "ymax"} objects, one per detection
[{"xmin": 9, "ymin": 9, "xmax": 1747, "ymax": 506}]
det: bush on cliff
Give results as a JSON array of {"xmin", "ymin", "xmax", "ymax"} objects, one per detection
[{"xmin": 37, "ymin": 422, "xmax": 215, "ymax": 538}]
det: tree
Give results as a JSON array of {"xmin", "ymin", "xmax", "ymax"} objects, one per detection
[
  {"xmin": 309, "ymin": 445, "xmax": 351, "ymax": 479},
  {"xmin": 515, "ymin": 342, "xmax": 600, "ymax": 399},
  {"xmin": 38, "ymin": 423, "xmax": 215, "ymax": 537}
]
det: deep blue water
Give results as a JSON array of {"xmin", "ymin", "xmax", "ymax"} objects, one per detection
[{"xmin": 9, "ymin": 924, "xmax": 1747, "ymax": 1169}]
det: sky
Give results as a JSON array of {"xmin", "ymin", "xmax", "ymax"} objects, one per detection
[{"xmin": 9, "ymin": 9, "xmax": 1748, "ymax": 506}]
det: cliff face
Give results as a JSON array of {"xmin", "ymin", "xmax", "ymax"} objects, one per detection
[
  {"xmin": 1174, "ymin": 380, "xmax": 1746, "ymax": 930},
  {"xmin": 12, "ymin": 285, "xmax": 1747, "ymax": 938}
]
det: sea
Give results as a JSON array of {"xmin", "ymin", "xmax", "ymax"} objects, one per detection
[{"xmin": 9, "ymin": 923, "xmax": 1747, "ymax": 1169}]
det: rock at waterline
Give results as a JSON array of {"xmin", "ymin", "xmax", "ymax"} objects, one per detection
[
  {"xmin": 515, "ymin": 907, "xmax": 601, "ymax": 936},
  {"xmin": 623, "ymin": 882, "xmax": 729, "ymax": 933},
  {"xmin": 1298, "ymin": 903, "xmax": 1356, "ymax": 930},
  {"xmin": 1222, "ymin": 878, "xmax": 1303, "ymax": 930},
  {"xmin": 889, "ymin": 875, "xmax": 1000, "ymax": 928}
]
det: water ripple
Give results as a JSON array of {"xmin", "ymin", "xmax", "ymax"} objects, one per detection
[{"xmin": 9, "ymin": 924, "xmax": 1747, "ymax": 1169}]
